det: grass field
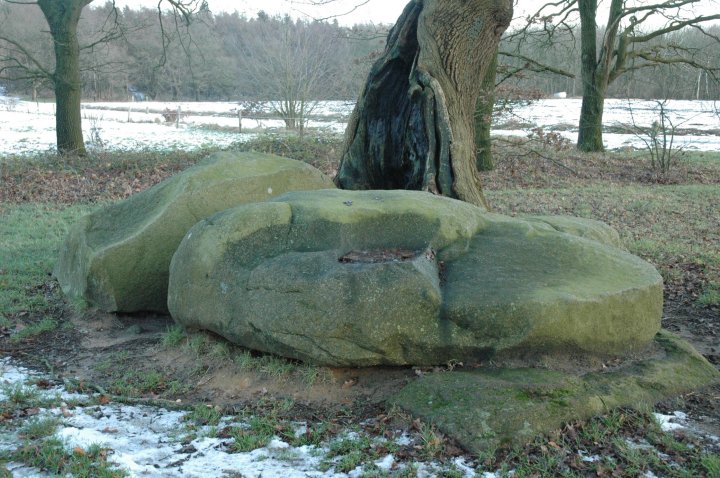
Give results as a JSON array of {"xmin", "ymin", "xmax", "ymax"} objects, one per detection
[
  {"xmin": 488, "ymin": 183, "xmax": 720, "ymax": 307},
  {"xmin": 1, "ymin": 135, "xmax": 719, "ymax": 476}
]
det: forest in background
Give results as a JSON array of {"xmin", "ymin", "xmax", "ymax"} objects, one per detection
[
  {"xmin": 0, "ymin": 1, "xmax": 718, "ymax": 103},
  {"xmin": 0, "ymin": 2, "xmax": 387, "ymax": 102},
  {"xmin": 502, "ymin": 17, "xmax": 720, "ymax": 102}
]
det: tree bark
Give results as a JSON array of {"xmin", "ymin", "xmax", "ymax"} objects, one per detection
[
  {"xmin": 577, "ymin": 80, "xmax": 606, "ymax": 152},
  {"xmin": 474, "ymin": 47, "xmax": 498, "ymax": 171},
  {"xmin": 39, "ymin": 0, "xmax": 90, "ymax": 155},
  {"xmin": 577, "ymin": 0, "xmax": 625, "ymax": 152},
  {"xmin": 335, "ymin": 0, "xmax": 512, "ymax": 208}
]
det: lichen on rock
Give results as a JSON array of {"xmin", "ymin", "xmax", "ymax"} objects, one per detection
[{"xmin": 168, "ymin": 189, "xmax": 663, "ymax": 366}]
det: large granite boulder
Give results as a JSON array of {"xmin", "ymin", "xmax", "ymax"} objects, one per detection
[
  {"xmin": 54, "ymin": 152, "xmax": 334, "ymax": 313},
  {"xmin": 168, "ymin": 190, "xmax": 663, "ymax": 366}
]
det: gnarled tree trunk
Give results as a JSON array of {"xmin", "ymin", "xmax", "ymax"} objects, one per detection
[{"xmin": 335, "ymin": 0, "xmax": 512, "ymax": 208}]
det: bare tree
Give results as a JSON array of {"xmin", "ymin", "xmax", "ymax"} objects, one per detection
[
  {"xmin": 0, "ymin": 0, "xmax": 207, "ymax": 155},
  {"xmin": 0, "ymin": 2, "xmax": 53, "ymax": 101},
  {"xmin": 515, "ymin": 0, "xmax": 720, "ymax": 152},
  {"xmin": 234, "ymin": 15, "xmax": 342, "ymax": 133}
]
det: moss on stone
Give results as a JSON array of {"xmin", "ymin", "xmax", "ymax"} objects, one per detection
[
  {"xmin": 54, "ymin": 152, "xmax": 333, "ymax": 313},
  {"xmin": 389, "ymin": 331, "xmax": 720, "ymax": 454},
  {"xmin": 523, "ymin": 215, "xmax": 624, "ymax": 249},
  {"xmin": 442, "ymin": 218, "xmax": 663, "ymax": 355},
  {"xmin": 168, "ymin": 189, "xmax": 663, "ymax": 366}
]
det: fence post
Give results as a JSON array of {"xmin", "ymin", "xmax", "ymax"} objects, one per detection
[
  {"xmin": 127, "ymin": 105, "xmax": 131, "ymax": 122},
  {"xmin": 176, "ymin": 106, "xmax": 181, "ymax": 128},
  {"xmin": 238, "ymin": 109, "xmax": 243, "ymax": 133}
]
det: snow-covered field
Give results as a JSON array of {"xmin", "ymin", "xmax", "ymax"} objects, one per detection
[
  {"xmin": 497, "ymin": 98, "xmax": 720, "ymax": 151},
  {"xmin": 1, "ymin": 97, "xmax": 718, "ymax": 155},
  {"xmin": 0, "ymin": 99, "xmax": 353, "ymax": 155}
]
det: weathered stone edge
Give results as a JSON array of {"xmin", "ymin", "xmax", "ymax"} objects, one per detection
[{"xmin": 388, "ymin": 330, "xmax": 720, "ymax": 454}]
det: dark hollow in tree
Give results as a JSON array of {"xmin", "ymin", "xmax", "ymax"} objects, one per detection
[{"xmin": 335, "ymin": 0, "xmax": 513, "ymax": 208}]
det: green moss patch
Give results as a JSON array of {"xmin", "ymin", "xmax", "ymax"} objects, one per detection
[
  {"xmin": 54, "ymin": 152, "xmax": 333, "ymax": 313},
  {"xmin": 390, "ymin": 331, "xmax": 720, "ymax": 454}
]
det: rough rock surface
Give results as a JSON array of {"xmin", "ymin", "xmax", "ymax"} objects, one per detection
[
  {"xmin": 390, "ymin": 331, "xmax": 720, "ymax": 453},
  {"xmin": 524, "ymin": 215, "xmax": 624, "ymax": 249},
  {"xmin": 54, "ymin": 152, "xmax": 334, "ymax": 313},
  {"xmin": 168, "ymin": 190, "xmax": 662, "ymax": 366}
]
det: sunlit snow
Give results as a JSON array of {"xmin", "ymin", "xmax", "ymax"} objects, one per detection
[
  {"xmin": 653, "ymin": 411, "xmax": 689, "ymax": 432},
  {"xmin": 498, "ymin": 98, "xmax": 720, "ymax": 151}
]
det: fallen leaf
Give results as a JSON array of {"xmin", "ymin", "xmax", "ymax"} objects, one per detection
[
  {"xmin": 33, "ymin": 379, "xmax": 52, "ymax": 389},
  {"xmin": 444, "ymin": 444, "xmax": 464, "ymax": 456}
]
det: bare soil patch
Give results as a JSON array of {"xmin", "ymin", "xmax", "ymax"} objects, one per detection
[{"xmin": 2, "ymin": 291, "xmax": 417, "ymax": 422}]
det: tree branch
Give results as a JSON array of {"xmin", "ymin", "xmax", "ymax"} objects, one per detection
[
  {"xmin": 290, "ymin": 0, "xmax": 372, "ymax": 22},
  {"xmin": 619, "ymin": 0, "xmax": 698, "ymax": 19},
  {"xmin": 630, "ymin": 14, "xmax": 720, "ymax": 44},
  {"xmin": 498, "ymin": 50, "xmax": 575, "ymax": 80},
  {"xmin": 504, "ymin": 0, "xmax": 578, "ymax": 45},
  {"xmin": 0, "ymin": 34, "xmax": 52, "ymax": 79}
]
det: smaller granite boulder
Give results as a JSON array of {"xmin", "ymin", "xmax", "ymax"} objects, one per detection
[{"xmin": 54, "ymin": 152, "xmax": 334, "ymax": 313}]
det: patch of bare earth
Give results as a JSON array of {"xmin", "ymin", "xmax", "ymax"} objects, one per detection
[{"xmin": 1, "ymin": 293, "xmax": 417, "ymax": 422}]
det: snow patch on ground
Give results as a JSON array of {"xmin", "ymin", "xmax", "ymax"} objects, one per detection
[
  {"xmin": 653, "ymin": 411, "xmax": 689, "ymax": 432},
  {"xmin": 0, "ymin": 359, "xmax": 35, "ymax": 394},
  {"xmin": 578, "ymin": 450, "xmax": 601, "ymax": 462},
  {"xmin": 3, "ymin": 355, "xmax": 718, "ymax": 477},
  {"xmin": 2, "ymin": 357, "xmax": 490, "ymax": 477},
  {"xmin": 0, "ymin": 108, "xmax": 248, "ymax": 155}
]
